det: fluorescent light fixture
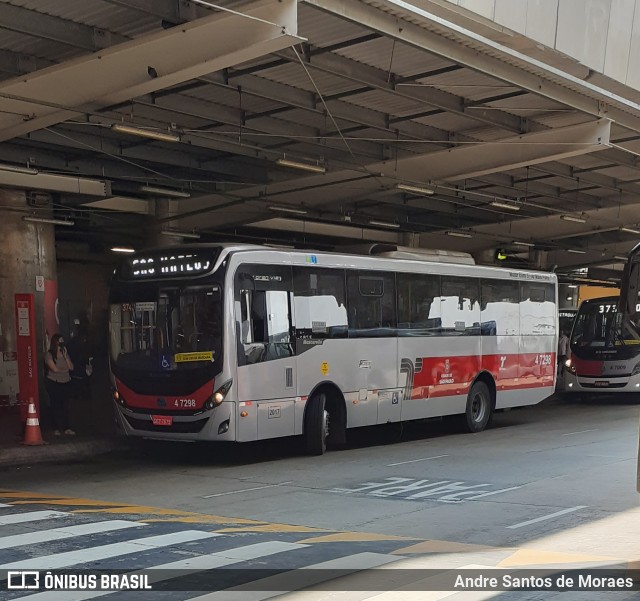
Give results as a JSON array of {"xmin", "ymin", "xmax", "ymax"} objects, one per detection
[
  {"xmin": 513, "ymin": 240, "xmax": 535, "ymax": 247},
  {"xmin": 0, "ymin": 163, "xmax": 38, "ymax": 175},
  {"xmin": 161, "ymin": 229, "xmax": 200, "ymax": 240},
  {"xmin": 396, "ymin": 183, "xmax": 435, "ymax": 196},
  {"xmin": 276, "ymin": 158, "xmax": 326, "ymax": 174},
  {"xmin": 111, "ymin": 124, "xmax": 180, "ymax": 143},
  {"xmin": 140, "ymin": 185, "xmax": 191, "ymax": 198},
  {"xmin": 23, "ymin": 216, "xmax": 74, "ymax": 227},
  {"xmin": 369, "ymin": 219, "xmax": 400, "ymax": 229},
  {"xmin": 111, "ymin": 247, "xmax": 136, "ymax": 254},
  {"xmin": 490, "ymin": 200, "xmax": 520, "ymax": 211},
  {"xmin": 268, "ymin": 204, "xmax": 308, "ymax": 215},
  {"xmin": 614, "ymin": 255, "xmax": 627, "ymax": 261},
  {"xmin": 567, "ymin": 249, "xmax": 586, "ymax": 254},
  {"xmin": 620, "ymin": 227, "xmax": 640, "ymax": 234},
  {"xmin": 445, "ymin": 230, "xmax": 472, "ymax": 238},
  {"xmin": 567, "ymin": 285, "xmax": 578, "ymax": 289},
  {"xmin": 0, "ymin": 171, "xmax": 109, "ymax": 196},
  {"xmin": 560, "ymin": 214, "xmax": 586, "ymax": 223}
]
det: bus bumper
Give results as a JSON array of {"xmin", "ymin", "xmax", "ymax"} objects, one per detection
[
  {"xmin": 114, "ymin": 401, "xmax": 236, "ymax": 441},
  {"xmin": 560, "ymin": 371, "xmax": 640, "ymax": 393}
]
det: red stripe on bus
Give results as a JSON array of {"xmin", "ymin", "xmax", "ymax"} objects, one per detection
[
  {"xmin": 569, "ymin": 355, "xmax": 605, "ymax": 377},
  {"xmin": 410, "ymin": 352, "xmax": 555, "ymax": 399},
  {"xmin": 114, "ymin": 378, "xmax": 214, "ymax": 411}
]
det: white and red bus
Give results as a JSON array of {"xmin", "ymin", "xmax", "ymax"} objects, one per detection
[
  {"xmin": 562, "ymin": 244, "xmax": 640, "ymax": 396},
  {"xmin": 109, "ymin": 244, "xmax": 558, "ymax": 453}
]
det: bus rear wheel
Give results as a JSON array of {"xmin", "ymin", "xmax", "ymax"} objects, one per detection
[
  {"xmin": 304, "ymin": 392, "xmax": 329, "ymax": 455},
  {"xmin": 462, "ymin": 381, "xmax": 492, "ymax": 433}
]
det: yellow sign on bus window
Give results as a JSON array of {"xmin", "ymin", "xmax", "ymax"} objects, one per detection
[{"xmin": 174, "ymin": 351, "xmax": 214, "ymax": 363}]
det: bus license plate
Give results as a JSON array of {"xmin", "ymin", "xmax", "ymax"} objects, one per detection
[
  {"xmin": 594, "ymin": 381, "xmax": 609, "ymax": 387},
  {"xmin": 152, "ymin": 415, "xmax": 172, "ymax": 426}
]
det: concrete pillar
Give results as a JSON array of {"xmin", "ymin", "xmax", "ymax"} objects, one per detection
[
  {"xmin": 532, "ymin": 250, "xmax": 550, "ymax": 271},
  {"xmin": 401, "ymin": 232, "xmax": 420, "ymax": 248},
  {"xmin": 0, "ymin": 189, "xmax": 57, "ymax": 434},
  {"xmin": 146, "ymin": 198, "xmax": 183, "ymax": 247}
]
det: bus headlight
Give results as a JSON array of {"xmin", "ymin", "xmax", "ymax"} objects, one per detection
[
  {"xmin": 632, "ymin": 362, "xmax": 640, "ymax": 376},
  {"xmin": 112, "ymin": 389, "xmax": 126, "ymax": 406},
  {"xmin": 564, "ymin": 359, "xmax": 576, "ymax": 374},
  {"xmin": 208, "ymin": 379, "xmax": 233, "ymax": 408}
]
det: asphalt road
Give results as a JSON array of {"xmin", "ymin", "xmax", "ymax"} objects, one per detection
[{"xmin": 1, "ymin": 394, "xmax": 639, "ymax": 600}]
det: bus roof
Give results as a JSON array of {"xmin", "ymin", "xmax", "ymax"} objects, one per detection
[{"xmin": 118, "ymin": 242, "xmax": 556, "ymax": 284}]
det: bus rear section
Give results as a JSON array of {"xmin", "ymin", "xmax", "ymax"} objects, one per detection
[{"xmin": 561, "ymin": 297, "xmax": 640, "ymax": 394}]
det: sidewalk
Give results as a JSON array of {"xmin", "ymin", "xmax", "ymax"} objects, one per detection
[
  {"xmin": 0, "ymin": 366, "xmax": 129, "ymax": 467},
  {"xmin": 0, "ymin": 434, "xmax": 129, "ymax": 468}
]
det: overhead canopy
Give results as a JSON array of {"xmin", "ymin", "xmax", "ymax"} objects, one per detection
[{"xmin": 0, "ymin": 0, "xmax": 640, "ymax": 280}]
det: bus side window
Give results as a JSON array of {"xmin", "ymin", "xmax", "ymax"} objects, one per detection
[{"xmin": 235, "ymin": 266, "xmax": 294, "ymax": 364}]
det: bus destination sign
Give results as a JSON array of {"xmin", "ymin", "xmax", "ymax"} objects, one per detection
[{"xmin": 126, "ymin": 252, "xmax": 214, "ymax": 279}]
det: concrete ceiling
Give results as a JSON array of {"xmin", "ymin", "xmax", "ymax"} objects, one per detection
[{"xmin": 1, "ymin": 0, "xmax": 640, "ymax": 282}]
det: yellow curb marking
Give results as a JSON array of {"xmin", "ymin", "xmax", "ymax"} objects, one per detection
[
  {"xmin": 216, "ymin": 524, "xmax": 329, "ymax": 534},
  {"xmin": 71, "ymin": 507, "xmax": 261, "ymax": 524},
  {"xmin": 499, "ymin": 548, "xmax": 620, "ymax": 567},
  {"xmin": 0, "ymin": 492, "xmax": 71, "ymax": 499},
  {"xmin": 142, "ymin": 517, "xmax": 268, "ymax": 525},
  {"xmin": 11, "ymin": 499, "xmax": 128, "ymax": 507},
  {"xmin": 298, "ymin": 533, "xmax": 416, "ymax": 544},
  {"xmin": 392, "ymin": 540, "xmax": 498, "ymax": 555}
]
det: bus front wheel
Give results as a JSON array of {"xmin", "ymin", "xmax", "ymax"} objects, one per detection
[
  {"xmin": 305, "ymin": 392, "xmax": 329, "ymax": 455},
  {"xmin": 462, "ymin": 381, "xmax": 492, "ymax": 433}
]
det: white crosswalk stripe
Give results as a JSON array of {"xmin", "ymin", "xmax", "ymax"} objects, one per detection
[
  {"xmin": 190, "ymin": 551, "xmax": 404, "ymax": 601},
  {"xmin": 0, "ymin": 530, "xmax": 219, "ymax": 570},
  {"xmin": 0, "ymin": 503, "xmax": 10, "ymax": 507},
  {"xmin": 0, "ymin": 510, "xmax": 68, "ymax": 525},
  {"xmin": 19, "ymin": 541, "xmax": 308, "ymax": 601},
  {"xmin": 0, "ymin": 520, "xmax": 144, "ymax": 549}
]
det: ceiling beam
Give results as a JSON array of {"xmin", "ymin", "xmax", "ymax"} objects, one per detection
[
  {"xmin": 0, "ymin": 0, "xmax": 300, "ymax": 142},
  {"xmin": 367, "ymin": 119, "xmax": 611, "ymax": 183},
  {"xmin": 304, "ymin": 0, "xmax": 640, "ymax": 134},
  {"xmin": 0, "ymin": 3, "xmax": 123, "ymax": 51},
  {"xmin": 102, "ymin": 0, "xmax": 205, "ymax": 22},
  {"xmin": 0, "ymin": 49, "xmax": 54, "ymax": 77}
]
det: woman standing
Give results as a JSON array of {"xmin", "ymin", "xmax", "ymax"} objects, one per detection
[{"xmin": 45, "ymin": 334, "xmax": 75, "ymax": 436}]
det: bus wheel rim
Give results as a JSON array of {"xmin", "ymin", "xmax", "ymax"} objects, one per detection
[{"xmin": 472, "ymin": 393, "xmax": 485, "ymax": 422}]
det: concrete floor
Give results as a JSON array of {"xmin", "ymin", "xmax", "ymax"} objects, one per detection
[{"xmin": 1, "ymin": 394, "xmax": 639, "ymax": 599}]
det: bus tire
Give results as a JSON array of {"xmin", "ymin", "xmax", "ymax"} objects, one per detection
[
  {"xmin": 462, "ymin": 381, "xmax": 492, "ymax": 433},
  {"xmin": 305, "ymin": 392, "xmax": 329, "ymax": 455}
]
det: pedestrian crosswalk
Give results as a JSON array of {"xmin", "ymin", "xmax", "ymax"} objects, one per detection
[
  {"xmin": 1, "ymin": 500, "xmax": 636, "ymax": 601},
  {"xmin": 0, "ymin": 504, "xmax": 414, "ymax": 600}
]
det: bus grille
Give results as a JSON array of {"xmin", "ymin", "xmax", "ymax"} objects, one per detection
[
  {"xmin": 580, "ymin": 382, "xmax": 627, "ymax": 389},
  {"xmin": 124, "ymin": 415, "xmax": 209, "ymax": 433}
]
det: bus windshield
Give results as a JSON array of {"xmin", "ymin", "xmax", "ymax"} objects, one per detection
[
  {"xmin": 571, "ymin": 300, "xmax": 639, "ymax": 349},
  {"xmin": 109, "ymin": 286, "xmax": 222, "ymax": 372}
]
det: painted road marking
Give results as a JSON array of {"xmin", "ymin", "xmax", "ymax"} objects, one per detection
[
  {"xmin": 0, "ymin": 530, "xmax": 219, "ymax": 570},
  {"xmin": 189, "ymin": 551, "xmax": 403, "ymax": 601},
  {"xmin": 562, "ymin": 429, "xmax": 598, "ymax": 436},
  {"xmin": 203, "ymin": 482, "xmax": 293, "ymax": 498},
  {"xmin": 506, "ymin": 506, "xmax": 587, "ymax": 529},
  {"xmin": 0, "ymin": 519, "xmax": 144, "ymax": 549},
  {"xmin": 332, "ymin": 477, "xmax": 519, "ymax": 503},
  {"xmin": 464, "ymin": 486, "xmax": 523, "ymax": 500},
  {"xmin": 0, "ymin": 510, "xmax": 67, "ymax": 525},
  {"xmin": 21, "ymin": 541, "xmax": 307, "ymax": 601},
  {"xmin": 0, "ymin": 503, "xmax": 10, "ymax": 507},
  {"xmin": 386, "ymin": 455, "xmax": 449, "ymax": 467}
]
